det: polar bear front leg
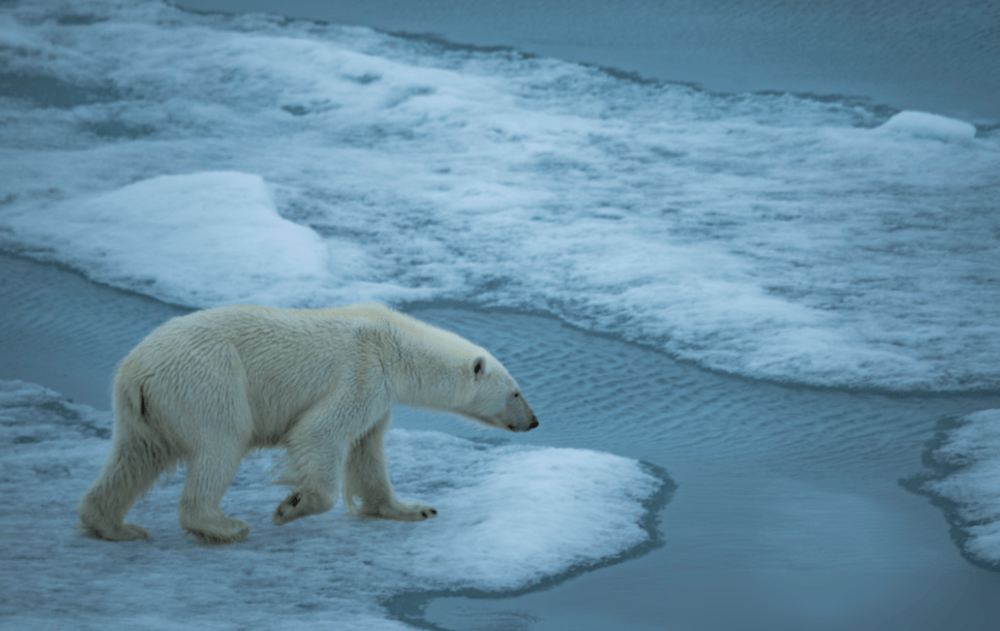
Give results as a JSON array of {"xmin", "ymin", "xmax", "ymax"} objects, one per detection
[
  {"xmin": 272, "ymin": 415, "xmax": 342, "ymax": 526},
  {"xmin": 342, "ymin": 413, "xmax": 437, "ymax": 521}
]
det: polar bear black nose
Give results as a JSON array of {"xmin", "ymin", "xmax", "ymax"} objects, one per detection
[{"xmin": 529, "ymin": 417, "xmax": 539, "ymax": 430}]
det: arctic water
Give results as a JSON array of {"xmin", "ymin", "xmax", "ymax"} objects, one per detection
[{"xmin": 1, "ymin": 1, "xmax": 999, "ymax": 629}]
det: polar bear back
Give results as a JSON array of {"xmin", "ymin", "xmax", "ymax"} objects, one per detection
[
  {"xmin": 118, "ymin": 303, "xmax": 502, "ymax": 447},
  {"xmin": 322, "ymin": 302, "xmax": 488, "ymax": 363}
]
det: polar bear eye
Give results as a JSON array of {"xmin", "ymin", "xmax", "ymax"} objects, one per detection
[{"xmin": 513, "ymin": 392, "xmax": 520, "ymax": 398}]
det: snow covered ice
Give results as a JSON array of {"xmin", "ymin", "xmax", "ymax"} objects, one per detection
[
  {"xmin": 916, "ymin": 410, "xmax": 1000, "ymax": 568},
  {"xmin": 0, "ymin": 380, "xmax": 663, "ymax": 629},
  {"xmin": 878, "ymin": 110, "xmax": 978, "ymax": 141},
  {"xmin": 3, "ymin": 172, "xmax": 329, "ymax": 306},
  {"xmin": 2, "ymin": 0, "xmax": 999, "ymax": 392}
]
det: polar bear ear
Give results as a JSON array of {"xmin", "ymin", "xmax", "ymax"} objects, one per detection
[{"xmin": 472, "ymin": 357, "xmax": 487, "ymax": 380}]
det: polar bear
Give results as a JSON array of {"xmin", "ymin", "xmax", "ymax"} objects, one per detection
[{"xmin": 77, "ymin": 303, "xmax": 537, "ymax": 544}]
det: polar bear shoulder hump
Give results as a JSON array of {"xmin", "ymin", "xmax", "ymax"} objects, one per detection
[{"xmin": 315, "ymin": 302, "xmax": 487, "ymax": 361}]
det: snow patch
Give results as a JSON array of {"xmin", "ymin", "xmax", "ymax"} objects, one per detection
[
  {"xmin": 878, "ymin": 110, "xmax": 977, "ymax": 141},
  {"xmin": 3, "ymin": 172, "xmax": 329, "ymax": 307},
  {"xmin": 920, "ymin": 410, "xmax": 1000, "ymax": 566}
]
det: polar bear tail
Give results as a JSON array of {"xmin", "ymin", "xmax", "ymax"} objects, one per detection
[{"xmin": 77, "ymin": 368, "xmax": 177, "ymax": 541}]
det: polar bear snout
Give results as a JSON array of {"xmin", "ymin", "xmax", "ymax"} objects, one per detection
[
  {"xmin": 502, "ymin": 393, "xmax": 538, "ymax": 432},
  {"xmin": 508, "ymin": 414, "xmax": 539, "ymax": 433}
]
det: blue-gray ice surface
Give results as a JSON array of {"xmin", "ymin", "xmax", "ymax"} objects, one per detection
[
  {"xmin": 1, "ymin": 0, "xmax": 999, "ymax": 392},
  {"xmin": 0, "ymin": 380, "xmax": 661, "ymax": 629},
  {"xmin": 2, "ymin": 0, "xmax": 1000, "ymax": 624},
  {"xmin": 918, "ymin": 410, "xmax": 1000, "ymax": 568}
]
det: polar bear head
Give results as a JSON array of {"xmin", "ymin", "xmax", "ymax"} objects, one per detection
[
  {"xmin": 458, "ymin": 355, "xmax": 538, "ymax": 433},
  {"xmin": 381, "ymin": 306, "xmax": 538, "ymax": 432}
]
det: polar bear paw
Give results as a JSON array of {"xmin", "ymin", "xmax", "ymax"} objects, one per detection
[
  {"xmin": 272, "ymin": 490, "xmax": 333, "ymax": 526},
  {"xmin": 184, "ymin": 516, "xmax": 250, "ymax": 545},
  {"xmin": 112, "ymin": 523, "xmax": 151, "ymax": 540},
  {"xmin": 367, "ymin": 500, "xmax": 438, "ymax": 522},
  {"xmin": 78, "ymin": 521, "xmax": 150, "ymax": 541}
]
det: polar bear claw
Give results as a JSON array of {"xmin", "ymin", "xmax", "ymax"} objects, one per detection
[
  {"xmin": 272, "ymin": 490, "xmax": 333, "ymax": 526},
  {"xmin": 357, "ymin": 500, "xmax": 438, "ymax": 521}
]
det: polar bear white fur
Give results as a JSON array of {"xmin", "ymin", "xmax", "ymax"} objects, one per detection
[{"xmin": 77, "ymin": 303, "xmax": 537, "ymax": 544}]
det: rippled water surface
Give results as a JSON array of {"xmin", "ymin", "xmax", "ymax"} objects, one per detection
[{"xmin": 176, "ymin": 0, "xmax": 1000, "ymax": 122}]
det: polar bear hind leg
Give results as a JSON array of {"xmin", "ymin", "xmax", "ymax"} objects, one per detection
[
  {"xmin": 174, "ymin": 378, "xmax": 255, "ymax": 544},
  {"xmin": 77, "ymin": 419, "xmax": 176, "ymax": 541},
  {"xmin": 342, "ymin": 412, "xmax": 437, "ymax": 521},
  {"xmin": 176, "ymin": 441, "xmax": 251, "ymax": 545}
]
